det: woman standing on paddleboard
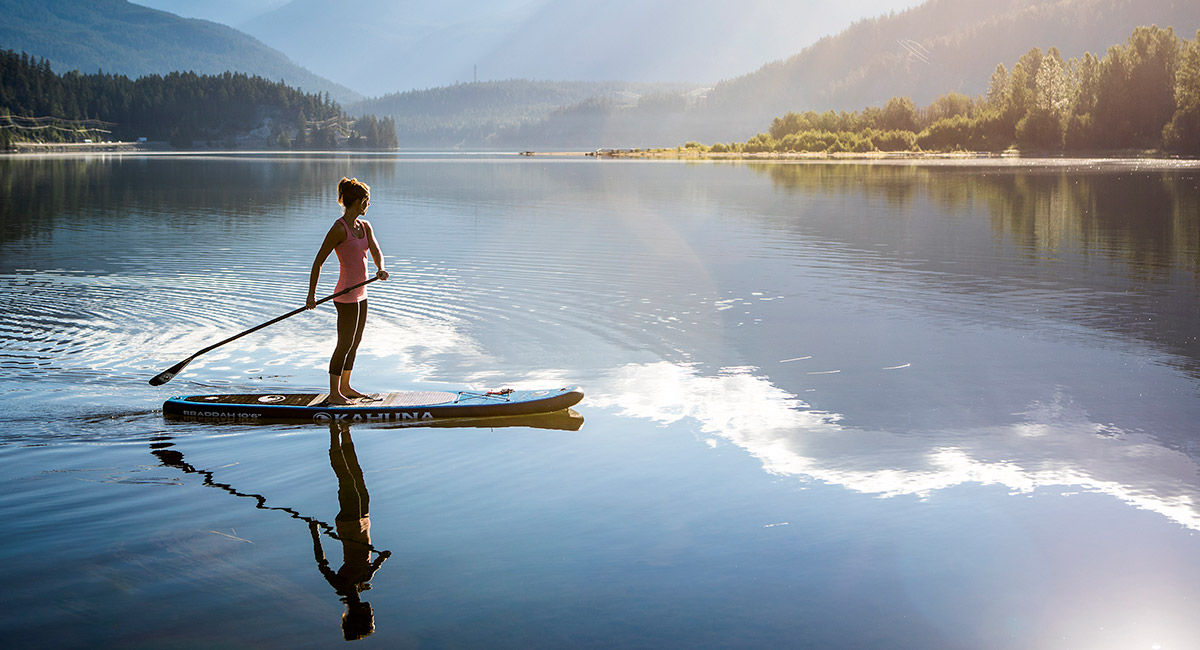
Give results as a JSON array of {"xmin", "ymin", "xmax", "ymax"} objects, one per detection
[{"xmin": 307, "ymin": 177, "xmax": 389, "ymax": 404}]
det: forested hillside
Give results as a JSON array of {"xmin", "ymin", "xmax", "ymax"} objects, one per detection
[
  {"xmin": 0, "ymin": 0, "xmax": 360, "ymax": 104},
  {"xmin": 701, "ymin": 26, "xmax": 1200, "ymax": 155},
  {"xmin": 476, "ymin": 0, "xmax": 1200, "ymax": 148},
  {"xmin": 0, "ymin": 48, "xmax": 396, "ymax": 150},
  {"xmin": 703, "ymin": 0, "xmax": 1200, "ymax": 135}
]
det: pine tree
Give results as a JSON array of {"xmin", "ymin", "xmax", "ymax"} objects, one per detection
[{"xmin": 987, "ymin": 64, "xmax": 1010, "ymax": 110}]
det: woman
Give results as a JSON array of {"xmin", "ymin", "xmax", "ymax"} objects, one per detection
[{"xmin": 307, "ymin": 177, "xmax": 389, "ymax": 404}]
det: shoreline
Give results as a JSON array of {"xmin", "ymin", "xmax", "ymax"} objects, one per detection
[
  {"xmin": 7, "ymin": 141, "xmax": 147, "ymax": 153},
  {"xmin": 529, "ymin": 147, "xmax": 1195, "ymax": 161},
  {"xmin": 1, "ymin": 141, "xmax": 401, "ymax": 155},
  {"xmin": 519, "ymin": 148, "xmax": 1200, "ymax": 168},
  {"xmin": 5, "ymin": 145, "xmax": 1198, "ymax": 168}
]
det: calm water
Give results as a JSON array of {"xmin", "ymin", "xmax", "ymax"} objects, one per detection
[{"xmin": 1, "ymin": 153, "xmax": 1199, "ymax": 649}]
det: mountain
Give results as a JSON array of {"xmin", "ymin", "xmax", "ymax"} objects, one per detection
[
  {"xmin": 702, "ymin": 0, "xmax": 1200, "ymax": 138},
  {"xmin": 345, "ymin": 79, "xmax": 694, "ymax": 147},
  {"xmin": 344, "ymin": 0, "xmax": 1200, "ymax": 149},
  {"xmin": 127, "ymin": 0, "xmax": 289, "ymax": 27},
  {"xmin": 237, "ymin": 0, "xmax": 924, "ymax": 97},
  {"xmin": 0, "ymin": 0, "xmax": 361, "ymax": 104}
]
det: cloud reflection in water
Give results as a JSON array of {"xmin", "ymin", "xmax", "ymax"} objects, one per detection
[{"xmin": 591, "ymin": 361, "xmax": 1200, "ymax": 531}]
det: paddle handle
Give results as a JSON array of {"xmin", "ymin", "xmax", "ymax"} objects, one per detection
[{"xmin": 193, "ymin": 277, "xmax": 379, "ymax": 358}]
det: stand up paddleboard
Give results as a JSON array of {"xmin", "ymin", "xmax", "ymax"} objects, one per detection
[{"xmin": 163, "ymin": 387, "xmax": 584, "ymax": 424}]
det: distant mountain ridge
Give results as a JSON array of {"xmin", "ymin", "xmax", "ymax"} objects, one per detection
[
  {"xmin": 346, "ymin": 79, "xmax": 695, "ymax": 147},
  {"xmin": 236, "ymin": 0, "xmax": 923, "ymax": 97},
  {"xmin": 0, "ymin": 0, "xmax": 361, "ymax": 104},
  {"xmin": 128, "ymin": 0, "xmax": 289, "ymax": 27},
  {"xmin": 242, "ymin": 0, "xmax": 1200, "ymax": 148}
]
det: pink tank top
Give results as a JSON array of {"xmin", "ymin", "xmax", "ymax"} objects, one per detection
[{"xmin": 333, "ymin": 217, "xmax": 370, "ymax": 303}]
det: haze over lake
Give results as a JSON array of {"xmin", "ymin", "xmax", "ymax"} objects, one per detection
[{"xmin": 1, "ymin": 153, "xmax": 1198, "ymax": 649}]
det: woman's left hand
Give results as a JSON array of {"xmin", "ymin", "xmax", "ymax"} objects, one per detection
[{"xmin": 376, "ymin": 269, "xmax": 389, "ymax": 281}]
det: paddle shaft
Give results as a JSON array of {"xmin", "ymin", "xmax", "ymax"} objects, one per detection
[{"xmin": 149, "ymin": 276, "xmax": 379, "ymax": 386}]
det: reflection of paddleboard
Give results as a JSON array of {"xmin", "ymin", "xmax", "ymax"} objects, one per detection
[
  {"xmin": 163, "ymin": 387, "xmax": 584, "ymax": 425},
  {"xmin": 411, "ymin": 408, "xmax": 584, "ymax": 431}
]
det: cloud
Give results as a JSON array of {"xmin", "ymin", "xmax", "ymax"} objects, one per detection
[{"xmin": 591, "ymin": 361, "xmax": 1200, "ymax": 530}]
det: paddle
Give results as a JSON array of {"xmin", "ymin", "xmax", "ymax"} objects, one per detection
[{"xmin": 149, "ymin": 277, "xmax": 379, "ymax": 386}]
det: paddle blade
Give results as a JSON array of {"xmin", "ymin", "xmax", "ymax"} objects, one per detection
[{"xmin": 149, "ymin": 358, "xmax": 191, "ymax": 386}]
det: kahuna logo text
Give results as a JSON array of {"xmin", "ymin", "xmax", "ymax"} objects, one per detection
[{"xmin": 313, "ymin": 411, "xmax": 435, "ymax": 423}]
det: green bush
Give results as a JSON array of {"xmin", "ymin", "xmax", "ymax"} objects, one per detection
[
  {"xmin": 847, "ymin": 132, "xmax": 876, "ymax": 152},
  {"xmin": 744, "ymin": 133, "xmax": 776, "ymax": 153},
  {"xmin": 970, "ymin": 110, "xmax": 1013, "ymax": 150},
  {"xmin": 872, "ymin": 129, "xmax": 918, "ymax": 151},
  {"xmin": 1015, "ymin": 108, "xmax": 1064, "ymax": 151},
  {"xmin": 1064, "ymin": 113, "xmax": 1096, "ymax": 150},
  {"xmin": 918, "ymin": 115, "xmax": 972, "ymax": 151}
]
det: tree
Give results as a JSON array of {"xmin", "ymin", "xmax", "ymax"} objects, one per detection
[
  {"xmin": 1015, "ymin": 47, "xmax": 1046, "ymax": 91},
  {"xmin": 378, "ymin": 116, "xmax": 397, "ymax": 149},
  {"xmin": 293, "ymin": 109, "xmax": 307, "ymax": 148},
  {"xmin": 1016, "ymin": 53, "xmax": 1070, "ymax": 150},
  {"xmin": 918, "ymin": 115, "xmax": 972, "ymax": 151},
  {"xmin": 1125, "ymin": 26, "xmax": 1181, "ymax": 143},
  {"xmin": 1164, "ymin": 30, "xmax": 1200, "ymax": 153},
  {"xmin": 1007, "ymin": 62, "xmax": 1032, "ymax": 126},
  {"xmin": 1064, "ymin": 112, "xmax": 1096, "ymax": 150},
  {"xmin": 924, "ymin": 92, "xmax": 974, "ymax": 126},
  {"xmin": 0, "ymin": 111, "xmax": 11, "ymax": 150},
  {"xmin": 987, "ymin": 64, "xmax": 1010, "ymax": 110},
  {"xmin": 1094, "ymin": 26, "xmax": 1180, "ymax": 148},
  {"xmin": 1072, "ymin": 52, "xmax": 1101, "ymax": 117},
  {"xmin": 878, "ymin": 97, "xmax": 918, "ymax": 132},
  {"xmin": 1035, "ymin": 53, "xmax": 1071, "ymax": 118},
  {"xmin": 769, "ymin": 111, "xmax": 811, "ymax": 139},
  {"xmin": 973, "ymin": 110, "xmax": 1014, "ymax": 151},
  {"xmin": 168, "ymin": 126, "xmax": 193, "ymax": 148},
  {"xmin": 310, "ymin": 124, "xmax": 338, "ymax": 149}
]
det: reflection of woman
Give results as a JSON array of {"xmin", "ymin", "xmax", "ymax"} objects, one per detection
[
  {"xmin": 310, "ymin": 424, "xmax": 390, "ymax": 641},
  {"xmin": 150, "ymin": 428, "xmax": 392, "ymax": 643},
  {"xmin": 307, "ymin": 177, "xmax": 389, "ymax": 405}
]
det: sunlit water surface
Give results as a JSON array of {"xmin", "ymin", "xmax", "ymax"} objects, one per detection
[{"xmin": 1, "ymin": 153, "xmax": 1199, "ymax": 649}]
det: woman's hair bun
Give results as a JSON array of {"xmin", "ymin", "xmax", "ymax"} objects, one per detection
[{"xmin": 337, "ymin": 177, "xmax": 370, "ymax": 206}]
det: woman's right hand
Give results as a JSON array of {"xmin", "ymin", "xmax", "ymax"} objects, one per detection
[{"xmin": 305, "ymin": 296, "xmax": 317, "ymax": 310}]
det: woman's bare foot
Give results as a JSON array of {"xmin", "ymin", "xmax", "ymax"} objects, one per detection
[
  {"xmin": 326, "ymin": 393, "xmax": 355, "ymax": 405},
  {"xmin": 338, "ymin": 371, "xmax": 368, "ymax": 399}
]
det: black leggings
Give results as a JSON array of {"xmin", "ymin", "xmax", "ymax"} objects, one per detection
[
  {"xmin": 329, "ymin": 300, "xmax": 368, "ymax": 376},
  {"xmin": 330, "ymin": 435, "xmax": 369, "ymax": 521}
]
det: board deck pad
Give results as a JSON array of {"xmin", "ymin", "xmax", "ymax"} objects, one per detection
[
  {"xmin": 186, "ymin": 392, "xmax": 459, "ymax": 407},
  {"xmin": 163, "ymin": 387, "xmax": 583, "ymax": 424},
  {"xmin": 316, "ymin": 392, "xmax": 458, "ymax": 407}
]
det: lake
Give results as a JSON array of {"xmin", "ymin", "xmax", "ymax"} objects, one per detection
[{"xmin": 1, "ymin": 153, "xmax": 1198, "ymax": 649}]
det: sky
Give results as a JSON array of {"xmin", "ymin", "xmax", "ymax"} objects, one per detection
[
  {"xmin": 130, "ymin": 0, "xmax": 930, "ymax": 95},
  {"xmin": 134, "ymin": 0, "xmax": 927, "ymax": 34}
]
